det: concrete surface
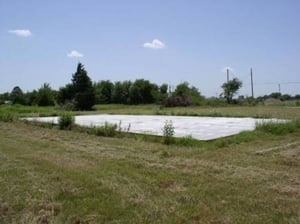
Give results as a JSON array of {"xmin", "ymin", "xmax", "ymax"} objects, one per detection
[{"xmin": 26, "ymin": 114, "xmax": 282, "ymax": 140}]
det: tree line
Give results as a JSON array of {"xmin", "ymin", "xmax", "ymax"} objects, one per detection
[
  {"xmin": 0, "ymin": 63, "xmax": 206, "ymax": 110},
  {"xmin": 2, "ymin": 63, "xmax": 298, "ymax": 110}
]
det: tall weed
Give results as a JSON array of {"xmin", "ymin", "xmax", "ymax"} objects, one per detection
[
  {"xmin": 255, "ymin": 119, "xmax": 300, "ymax": 135},
  {"xmin": 58, "ymin": 113, "xmax": 75, "ymax": 130}
]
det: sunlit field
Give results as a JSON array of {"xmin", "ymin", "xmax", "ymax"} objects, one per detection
[{"xmin": 0, "ymin": 104, "xmax": 300, "ymax": 223}]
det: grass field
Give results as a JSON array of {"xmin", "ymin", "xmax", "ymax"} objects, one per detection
[
  {"xmin": 0, "ymin": 105, "xmax": 300, "ymax": 223},
  {"xmin": 2, "ymin": 103, "xmax": 300, "ymax": 119}
]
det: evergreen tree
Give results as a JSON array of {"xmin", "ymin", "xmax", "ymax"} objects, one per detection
[
  {"xmin": 71, "ymin": 63, "xmax": 95, "ymax": 110},
  {"xmin": 57, "ymin": 63, "xmax": 95, "ymax": 110},
  {"xmin": 11, "ymin": 86, "xmax": 25, "ymax": 104}
]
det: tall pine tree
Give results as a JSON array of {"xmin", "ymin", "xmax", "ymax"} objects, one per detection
[{"xmin": 71, "ymin": 63, "xmax": 95, "ymax": 110}]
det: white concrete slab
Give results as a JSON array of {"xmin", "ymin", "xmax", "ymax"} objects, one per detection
[
  {"xmin": 25, "ymin": 115, "xmax": 282, "ymax": 140},
  {"xmin": 27, "ymin": 114, "xmax": 284, "ymax": 140}
]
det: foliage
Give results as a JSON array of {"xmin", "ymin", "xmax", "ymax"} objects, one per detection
[
  {"xmin": 255, "ymin": 119, "xmax": 300, "ymax": 135},
  {"xmin": 221, "ymin": 78, "xmax": 243, "ymax": 103},
  {"xmin": 36, "ymin": 83, "xmax": 56, "ymax": 106},
  {"xmin": 165, "ymin": 95, "xmax": 191, "ymax": 107},
  {"xmin": 57, "ymin": 63, "xmax": 95, "ymax": 110},
  {"xmin": 0, "ymin": 112, "xmax": 17, "ymax": 122},
  {"xmin": 111, "ymin": 81, "xmax": 132, "ymax": 104},
  {"xmin": 162, "ymin": 120, "xmax": 175, "ymax": 144},
  {"xmin": 92, "ymin": 122, "xmax": 118, "ymax": 137},
  {"xmin": 94, "ymin": 80, "xmax": 114, "ymax": 104},
  {"xmin": 57, "ymin": 84, "xmax": 75, "ymax": 105},
  {"xmin": 165, "ymin": 82, "xmax": 203, "ymax": 107},
  {"xmin": 58, "ymin": 113, "xmax": 75, "ymax": 130},
  {"xmin": 154, "ymin": 83, "xmax": 169, "ymax": 104},
  {"xmin": 129, "ymin": 79, "xmax": 158, "ymax": 104},
  {"xmin": 11, "ymin": 86, "xmax": 25, "ymax": 104},
  {"xmin": 72, "ymin": 63, "xmax": 95, "ymax": 110}
]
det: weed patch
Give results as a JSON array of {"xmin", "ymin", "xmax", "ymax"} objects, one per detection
[
  {"xmin": 58, "ymin": 113, "xmax": 75, "ymax": 130},
  {"xmin": 92, "ymin": 122, "xmax": 118, "ymax": 137},
  {"xmin": 162, "ymin": 120, "xmax": 175, "ymax": 145},
  {"xmin": 256, "ymin": 119, "xmax": 300, "ymax": 135},
  {"xmin": 0, "ymin": 112, "xmax": 17, "ymax": 122}
]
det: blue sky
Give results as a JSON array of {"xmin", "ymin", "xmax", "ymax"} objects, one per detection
[{"xmin": 1, "ymin": 0, "xmax": 300, "ymax": 97}]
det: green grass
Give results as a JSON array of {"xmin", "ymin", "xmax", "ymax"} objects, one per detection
[
  {"xmin": 2, "ymin": 103, "xmax": 300, "ymax": 119},
  {"xmin": 0, "ymin": 104, "xmax": 57, "ymax": 117},
  {"xmin": 256, "ymin": 119, "xmax": 300, "ymax": 135},
  {"xmin": 1, "ymin": 121, "xmax": 300, "ymax": 223},
  {"xmin": 94, "ymin": 104, "xmax": 300, "ymax": 119}
]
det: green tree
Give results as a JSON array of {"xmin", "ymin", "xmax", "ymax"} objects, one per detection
[
  {"xmin": 166, "ymin": 82, "xmax": 203, "ymax": 107},
  {"xmin": 36, "ymin": 83, "xmax": 55, "ymax": 106},
  {"xmin": 160, "ymin": 84, "xmax": 168, "ymax": 95},
  {"xmin": 57, "ymin": 63, "xmax": 95, "ymax": 110},
  {"xmin": 0, "ymin": 92, "xmax": 10, "ymax": 104},
  {"xmin": 57, "ymin": 84, "xmax": 75, "ymax": 105},
  {"xmin": 94, "ymin": 80, "xmax": 114, "ymax": 104},
  {"xmin": 112, "ymin": 81, "xmax": 132, "ymax": 104},
  {"xmin": 11, "ymin": 86, "xmax": 25, "ymax": 104},
  {"xmin": 71, "ymin": 63, "xmax": 95, "ymax": 110},
  {"xmin": 153, "ymin": 83, "xmax": 168, "ymax": 104},
  {"xmin": 269, "ymin": 92, "xmax": 282, "ymax": 99},
  {"xmin": 221, "ymin": 78, "xmax": 242, "ymax": 103},
  {"xmin": 129, "ymin": 79, "xmax": 157, "ymax": 104}
]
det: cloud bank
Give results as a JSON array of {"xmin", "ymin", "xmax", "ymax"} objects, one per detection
[
  {"xmin": 8, "ymin": 29, "xmax": 32, "ymax": 37},
  {"xmin": 67, "ymin": 50, "xmax": 83, "ymax": 58},
  {"xmin": 143, "ymin": 39, "xmax": 165, "ymax": 49}
]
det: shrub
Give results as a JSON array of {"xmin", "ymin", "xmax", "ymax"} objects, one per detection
[
  {"xmin": 93, "ymin": 122, "xmax": 118, "ymax": 137},
  {"xmin": 165, "ymin": 95, "xmax": 192, "ymax": 107},
  {"xmin": 58, "ymin": 113, "xmax": 75, "ymax": 130},
  {"xmin": 162, "ymin": 120, "xmax": 175, "ymax": 144}
]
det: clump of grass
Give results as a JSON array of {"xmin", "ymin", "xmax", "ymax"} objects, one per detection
[
  {"xmin": 0, "ymin": 112, "xmax": 18, "ymax": 122},
  {"xmin": 93, "ymin": 122, "xmax": 118, "ymax": 137},
  {"xmin": 58, "ymin": 113, "xmax": 75, "ymax": 130},
  {"xmin": 255, "ymin": 119, "xmax": 300, "ymax": 135},
  {"xmin": 162, "ymin": 120, "xmax": 175, "ymax": 145}
]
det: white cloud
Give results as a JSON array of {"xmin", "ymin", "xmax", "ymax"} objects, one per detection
[
  {"xmin": 221, "ymin": 66, "xmax": 234, "ymax": 73},
  {"xmin": 67, "ymin": 50, "xmax": 83, "ymax": 58},
  {"xmin": 143, "ymin": 39, "xmax": 165, "ymax": 49},
  {"xmin": 8, "ymin": 29, "xmax": 32, "ymax": 37}
]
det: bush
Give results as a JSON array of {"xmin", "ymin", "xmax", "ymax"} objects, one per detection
[
  {"xmin": 93, "ymin": 122, "xmax": 118, "ymax": 137},
  {"xmin": 58, "ymin": 113, "xmax": 75, "ymax": 130},
  {"xmin": 165, "ymin": 95, "xmax": 192, "ymax": 107},
  {"xmin": 162, "ymin": 120, "xmax": 175, "ymax": 144}
]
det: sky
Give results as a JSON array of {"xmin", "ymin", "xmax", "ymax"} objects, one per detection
[{"xmin": 1, "ymin": 0, "xmax": 300, "ymax": 97}]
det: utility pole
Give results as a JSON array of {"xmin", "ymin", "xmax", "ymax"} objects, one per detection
[
  {"xmin": 226, "ymin": 68, "xmax": 229, "ymax": 83},
  {"xmin": 250, "ymin": 68, "xmax": 254, "ymax": 98},
  {"xmin": 278, "ymin": 83, "xmax": 281, "ymax": 93}
]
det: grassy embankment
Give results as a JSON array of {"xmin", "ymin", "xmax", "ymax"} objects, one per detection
[{"xmin": 0, "ymin": 104, "xmax": 300, "ymax": 223}]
